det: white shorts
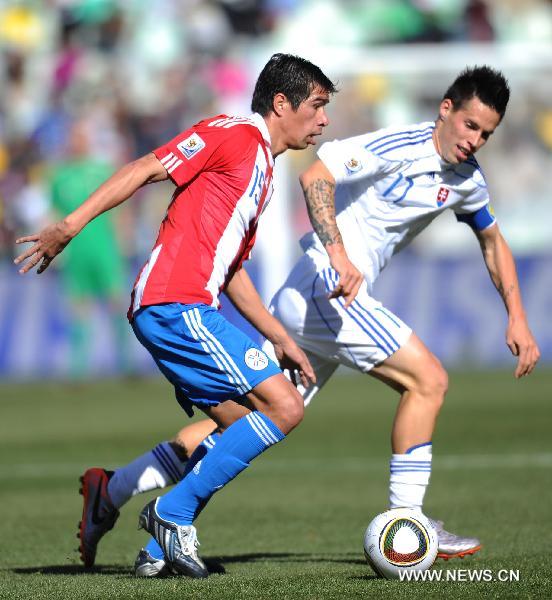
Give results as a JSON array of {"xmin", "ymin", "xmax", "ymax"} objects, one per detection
[{"xmin": 263, "ymin": 251, "xmax": 412, "ymax": 405}]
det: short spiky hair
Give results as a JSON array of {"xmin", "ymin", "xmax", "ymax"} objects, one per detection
[
  {"xmin": 443, "ymin": 66, "xmax": 510, "ymax": 120},
  {"xmin": 251, "ymin": 53, "xmax": 336, "ymax": 115}
]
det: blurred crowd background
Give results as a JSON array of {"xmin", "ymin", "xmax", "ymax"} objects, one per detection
[{"xmin": 1, "ymin": 0, "xmax": 552, "ymax": 379}]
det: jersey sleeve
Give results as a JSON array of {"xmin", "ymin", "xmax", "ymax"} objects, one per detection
[
  {"xmin": 153, "ymin": 124, "xmax": 225, "ymax": 187},
  {"xmin": 453, "ymin": 168, "xmax": 496, "ymax": 231},
  {"xmin": 317, "ymin": 134, "xmax": 400, "ymax": 184}
]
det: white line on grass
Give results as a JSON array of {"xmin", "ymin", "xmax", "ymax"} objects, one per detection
[{"xmin": 1, "ymin": 452, "xmax": 552, "ymax": 480}]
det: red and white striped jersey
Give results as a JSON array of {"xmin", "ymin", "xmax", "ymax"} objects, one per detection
[{"xmin": 130, "ymin": 113, "xmax": 274, "ymax": 316}]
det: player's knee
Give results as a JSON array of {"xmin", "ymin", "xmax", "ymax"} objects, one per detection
[
  {"xmin": 427, "ymin": 366, "xmax": 448, "ymax": 408},
  {"xmin": 416, "ymin": 359, "xmax": 448, "ymax": 408},
  {"xmin": 434, "ymin": 361, "xmax": 449, "ymax": 398},
  {"xmin": 274, "ymin": 387, "xmax": 304, "ymax": 433}
]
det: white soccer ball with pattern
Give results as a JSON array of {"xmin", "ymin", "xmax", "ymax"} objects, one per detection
[{"xmin": 363, "ymin": 508, "xmax": 438, "ymax": 579}]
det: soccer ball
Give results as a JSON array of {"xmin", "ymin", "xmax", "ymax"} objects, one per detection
[{"xmin": 363, "ymin": 508, "xmax": 438, "ymax": 579}]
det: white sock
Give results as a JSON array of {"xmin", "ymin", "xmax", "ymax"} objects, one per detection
[
  {"xmin": 389, "ymin": 442, "xmax": 432, "ymax": 512},
  {"xmin": 107, "ymin": 442, "xmax": 187, "ymax": 508}
]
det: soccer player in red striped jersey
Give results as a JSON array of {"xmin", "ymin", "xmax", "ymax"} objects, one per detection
[{"xmin": 14, "ymin": 54, "xmax": 338, "ymax": 577}]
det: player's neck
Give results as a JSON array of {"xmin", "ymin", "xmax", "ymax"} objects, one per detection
[
  {"xmin": 263, "ymin": 123, "xmax": 281, "ymax": 158},
  {"xmin": 432, "ymin": 121, "xmax": 443, "ymax": 159}
]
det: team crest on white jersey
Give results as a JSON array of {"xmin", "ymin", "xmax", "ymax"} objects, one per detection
[
  {"xmin": 345, "ymin": 157, "xmax": 362, "ymax": 173},
  {"xmin": 436, "ymin": 186, "xmax": 449, "ymax": 207},
  {"xmin": 244, "ymin": 348, "xmax": 269, "ymax": 370},
  {"xmin": 177, "ymin": 133, "xmax": 206, "ymax": 159}
]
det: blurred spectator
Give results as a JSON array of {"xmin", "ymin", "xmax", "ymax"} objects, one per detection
[
  {"xmin": 1, "ymin": 0, "xmax": 552, "ymax": 378},
  {"xmin": 464, "ymin": 0, "xmax": 494, "ymax": 42},
  {"xmin": 489, "ymin": 0, "xmax": 552, "ymax": 42},
  {"xmin": 47, "ymin": 119, "xmax": 130, "ymax": 378},
  {"xmin": 216, "ymin": 0, "xmax": 274, "ymax": 36}
]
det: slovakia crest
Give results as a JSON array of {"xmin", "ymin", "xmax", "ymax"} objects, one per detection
[
  {"xmin": 436, "ymin": 186, "xmax": 449, "ymax": 207},
  {"xmin": 177, "ymin": 133, "xmax": 206, "ymax": 159},
  {"xmin": 345, "ymin": 157, "xmax": 362, "ymax": 173}
]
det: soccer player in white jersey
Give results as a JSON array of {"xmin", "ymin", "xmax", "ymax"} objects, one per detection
[
  {"xmin": 14, "ymin": 54, "xmax": 342, "ymax": 578},
  {"xmin": 75, "ymin": 66, "xmax": 539, "ymax": 574},
  {"xmin": 271, "ymin": 65, "xmax": 538, "ymax": 557}
]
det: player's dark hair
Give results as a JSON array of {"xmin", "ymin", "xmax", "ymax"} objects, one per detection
[
  {"xmin": 443, "ymin": 66, "xmax": 510, "ymax": 120},
  {"xmin": 251, "ymin": 53, "xmax": 336, "ymax": 115}
]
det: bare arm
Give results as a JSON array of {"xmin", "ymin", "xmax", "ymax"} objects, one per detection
[
  {"xmin": 14, "ymin": 152, "xmax": 167, "ymax": 274},
  {"xmin": 299, "ymin": 159, "xmax": 363, "ymax": 308},
  {"xmin": 476, "ymin": 223, "xmax": 540, "ymax": 377},
  {"xmin": 225, "ymin": 268, "xmax": 315, "ymax": 387}
]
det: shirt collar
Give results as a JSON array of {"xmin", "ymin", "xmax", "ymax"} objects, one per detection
[
  {"xmin": 249, "ymin": 112, "xmax": 272, "ymax": 148},
  {"xmin": 400, "ymin": 143, "xmax": 442, "ymax": 177},
  {"xmin": 404, "ymin": 121, "xmax": 446, "ymax": 175}
]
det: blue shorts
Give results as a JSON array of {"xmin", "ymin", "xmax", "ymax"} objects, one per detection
[{"xmin": 132, "ymin": 303, "xmax": 281, "ymax": 416}]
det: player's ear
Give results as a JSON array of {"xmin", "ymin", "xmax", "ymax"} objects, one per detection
[
  {"xmin": 272, "ymin": 92, "xmax": 288, "ymax": 117},
  {"xmin": 439, "ymin": 98, "xmax": 453, "ymax": 121}
]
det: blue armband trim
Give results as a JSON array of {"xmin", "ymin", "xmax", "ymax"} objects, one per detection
[{"xmin": 456, "ymin": 205, "xmax": 496, "ymax": 231}]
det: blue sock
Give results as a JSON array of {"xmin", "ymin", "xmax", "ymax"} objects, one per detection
[
  {"xmin": 183, "ymin": 430, "xmax": 221, "ymax": 476},
  {"xmin": 145, "ymin": 430, "xmax": 221, "ymax": 560},
  {"xmin": 156, "ymin": 411, "xmax": 285, "ymax": 525},
  {"xmin": 145, "ymin": 537, "xmax": 165, "ymax": 560}
]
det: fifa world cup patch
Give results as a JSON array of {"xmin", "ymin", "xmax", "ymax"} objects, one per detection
[
  {"xmin": 345, "ymin": 157, "xmax": 363, "ymax": 173},
  {"xmin": 244, "ymin": 348, "xmax": 269, "ymax": 370},
  {"xmin": 436, "ymin": 186, "xmax": 449, "ymax": 207},
  {"xmin": 177, "ymin": 133, "xmax": 206, "ymax": 159}
]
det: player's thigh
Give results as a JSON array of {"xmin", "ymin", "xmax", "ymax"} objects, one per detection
[
  {"xmin": 199, "ymin": 376, "xmax": 303, "ymax": 435},
  {"xmin": 370, "ymin": 333, "xmax": 448, "ymax": 395}
]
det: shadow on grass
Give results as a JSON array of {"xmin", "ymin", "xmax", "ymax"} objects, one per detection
[
  {"xmin": 11, "ymin": 565, "xmax": 134, "ymax": 576},
  {"xmin": 205, "ymin": 552, "xmax": 367, "ymax": 567},
  {"xmin": 9, "ymin": 562, "xmax": 225, "ymax": 577},
  {"xmin": 10, "ymin": 552, "xmax": 367, "ymax": 578}
]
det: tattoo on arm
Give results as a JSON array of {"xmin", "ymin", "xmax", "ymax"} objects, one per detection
[
  {"xmin": 303, "ymin": 179, "xmax": 342, "ymax": 246},
  {"xmin": 498, "ymin": 282, "xmax": 515, "ymax": 303}
]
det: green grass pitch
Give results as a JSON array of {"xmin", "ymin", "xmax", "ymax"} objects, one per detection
[{"xmin": 1, "ymin": 369, "xmax": 551, "ymax": 599}]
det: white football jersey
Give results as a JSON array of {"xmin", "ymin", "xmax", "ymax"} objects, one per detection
[{"xmin": 300, "ymin": 121, "xmax": 495, "ymax": 286}]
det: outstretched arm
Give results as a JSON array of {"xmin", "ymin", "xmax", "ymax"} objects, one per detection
[
  {"xmin": 299, "ymin": 159, "xmax": 363, "ymax": 307},
  {"xmin": 225, "ymin": 268, "xmax": 315, "ymax": 387},
  {"xmin": 14, "ymin": 152, "xmax": 167, "ymax": 274},
  {"xmin": 476, "ymin": 223, "xmax": 540, "ymax": 377}
]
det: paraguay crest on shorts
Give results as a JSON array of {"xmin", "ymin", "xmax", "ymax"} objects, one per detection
[
  {"xmin": 244, "ymin": 348, "xmax": 269, "ymax": 370},
  {"xmin": 436, "ymin": 186, "xmax": 449, "ymax": 207},
  {"xmin": 177, "ymin": 133, "xmax": 206, "ymax": 159}
]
